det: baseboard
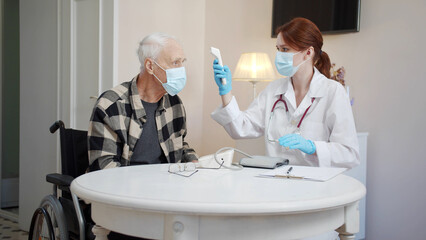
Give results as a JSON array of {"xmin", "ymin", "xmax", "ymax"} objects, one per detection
[
  {"xmin": 0, "ymin": 209, "xmax": 18, "ymax": 222},
  {"xmin": 1, "ymin": 177, "xmax": 19, "ymax": 208}
]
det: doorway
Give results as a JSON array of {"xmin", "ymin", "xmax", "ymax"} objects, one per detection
[{"xmin": 0, "ymin": 0, "xmax": 20, "ymax": 221}]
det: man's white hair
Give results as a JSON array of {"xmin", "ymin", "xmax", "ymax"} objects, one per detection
[{"xmin": 137, "ymin": 32, "xmax": 177, "ymax": 72}]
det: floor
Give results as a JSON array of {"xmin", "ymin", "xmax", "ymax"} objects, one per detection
[
  {"xmin": 1, "ymin": 208, "xmax": 18, "ymax": 216},
  {"xmin": 0, "ymin": 215, "xmax": 28, "ymax": 240}
]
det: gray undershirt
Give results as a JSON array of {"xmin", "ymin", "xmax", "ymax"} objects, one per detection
[{"xmin": 130, "ymin": 100, "xmax": 166, "ymax": 165}]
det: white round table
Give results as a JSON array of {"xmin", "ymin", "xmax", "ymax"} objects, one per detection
[{"xmin": 70, "ymin": 164, "xmax": 365, "ymax": 240}]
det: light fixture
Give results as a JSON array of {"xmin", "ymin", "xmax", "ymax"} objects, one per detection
[{"xmin": 233, "ymin": 52, "xmax": 276, "ymax": 98}]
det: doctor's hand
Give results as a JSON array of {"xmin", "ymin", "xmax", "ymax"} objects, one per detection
[
  {"xmin": 278, "ymin": 134, "xmax": 316, "ymax": 155},
  {"xmin": 213, "ymin": 59, "xmax": 232, "ymax": 96}
]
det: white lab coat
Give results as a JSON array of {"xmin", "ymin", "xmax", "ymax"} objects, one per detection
[{"xmin": 211, "ymin": 68, "xmax": 360, "ymax": 169}]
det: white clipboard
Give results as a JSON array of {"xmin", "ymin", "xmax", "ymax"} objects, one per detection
[{"xmin": 258, "ymin": 165, "xmax": 347, "ymax": 181}]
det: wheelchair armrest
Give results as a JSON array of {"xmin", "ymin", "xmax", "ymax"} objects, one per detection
[{"xmin": 46, "ymin": 173, "xmax": 74, "ymax": 187}]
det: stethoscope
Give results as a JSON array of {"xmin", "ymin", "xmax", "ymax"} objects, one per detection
[{"xmin": 266, "ymin": 94, "xmax": 315, "ymax": 143}]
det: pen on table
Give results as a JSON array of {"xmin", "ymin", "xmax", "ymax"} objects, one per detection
[
  {"xmin": 273, "ymin": 174, "xmax": 303, "ymax": 179},
  {"xmin": 272, "ymin": 167, "xmax": 301, "ymax": 179}
]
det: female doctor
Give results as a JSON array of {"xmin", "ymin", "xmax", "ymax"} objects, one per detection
[{"xmin": 211, "ymin": 18, "xmax": 359, "ymax": 169}]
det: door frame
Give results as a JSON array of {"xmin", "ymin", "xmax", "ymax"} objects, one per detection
[
  {"xmin": 0, "ymin": 0, "xmax": 3, "ymax": 210},
  {"xmin": 18, "ymin": 0, "xmax": 118, "ymax": 229},
  {"xmin": 57, "ymin": 0, "xmax": 118, "ymax": 168},
  {"xmin": 60, "ymin": 0, "xmax": 118, "ymax": 130},
  {"xmin": 0, "ymin": 0, "xmax": 19, "ymax": 221}
]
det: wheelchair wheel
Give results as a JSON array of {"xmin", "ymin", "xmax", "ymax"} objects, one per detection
[
  {"xmin": 28, "ymin": 207, "xmax": 55, "ymax": 240},
  {"xmin": 39, "ymin": 195, "xmax": 69, "ymax": 240}
]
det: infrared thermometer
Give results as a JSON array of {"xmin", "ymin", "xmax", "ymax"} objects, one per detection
[{"xmin": 210, "ymin": 47, "xmax": 227, "ymax": 85}]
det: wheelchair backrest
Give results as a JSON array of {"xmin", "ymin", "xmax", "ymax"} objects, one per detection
[
  {"xmin": 59, "ymin": 127, "xmax": 89, "ymax": 178},
  {"xmin": 51, "ymin": 120, "xmax": 89, "ymax": 178}
]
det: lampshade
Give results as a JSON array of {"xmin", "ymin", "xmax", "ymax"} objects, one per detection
[{"xmin": 233, "ymin": 52, "xmax": 276, "ymax": 82}]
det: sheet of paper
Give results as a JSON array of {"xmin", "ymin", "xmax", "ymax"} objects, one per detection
[{"xmin": 258, "ymin": 165, "xmax": 347, "ymax": 181}]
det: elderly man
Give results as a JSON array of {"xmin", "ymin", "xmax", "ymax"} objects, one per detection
[
  {"xmin": 88, "ymin": 32, "xmax": 198, "ymax": 170},
  {"xmin": 88, "ymin": 32, "xmax": 198, "ymax": 239}
]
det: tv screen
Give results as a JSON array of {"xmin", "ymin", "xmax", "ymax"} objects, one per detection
[{"xmin": 271, "ymin": 0, "xmax": 360, "ymax": 37}]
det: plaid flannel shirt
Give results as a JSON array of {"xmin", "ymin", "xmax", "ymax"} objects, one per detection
[{"xmin": 88, "ymin": 75, "xmax": 198, "ymax": 170}]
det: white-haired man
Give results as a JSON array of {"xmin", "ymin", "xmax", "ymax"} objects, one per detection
[
  {"xmin": 89, "ymin": 32, "xmax": 198, "ymax": 169},
  {"xmin": 87, "ymin": 33, "xmax": 198, "ymax": 239}
]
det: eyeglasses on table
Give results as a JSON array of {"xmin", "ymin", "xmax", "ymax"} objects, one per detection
[{"xmin": 168, "ymin": 160, "xmax": 225, "ymax": 177}]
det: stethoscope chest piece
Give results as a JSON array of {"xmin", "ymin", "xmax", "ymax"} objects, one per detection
[{"xmin": 267, "ymin": 94, "xmax": 314, "ymax": 143}]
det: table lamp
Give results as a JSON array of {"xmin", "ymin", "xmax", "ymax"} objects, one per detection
[{"xmin": 233, "ymin": 52, "xmax": 276, "ymax": 98}]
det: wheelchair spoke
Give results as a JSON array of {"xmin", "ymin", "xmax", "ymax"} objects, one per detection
[
  {"xmin": 32, "ymin": 213, "xmax": 52, "ymax": 240},
  {"xmin": 45, "ymin": 204, "xmax": 64, "ymax": 239}
]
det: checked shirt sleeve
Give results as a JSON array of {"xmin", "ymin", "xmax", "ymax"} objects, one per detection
[
  {"xmin": 179, "ymin": 103, "xmax": 198, "ymax": 162},
  {"xmin": 88, "ymin": 103, "xmax": 123, "ymax": 170},
  {"xmin": 164, "ymin": 96, "xmax": 199, "ymax": 163},
  {"xmin": 181, "ymin": 125, "xmax": 198, "ymax": 162}
]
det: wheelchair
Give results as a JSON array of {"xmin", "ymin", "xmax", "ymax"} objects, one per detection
[{"xmin": 28, "ymin": 120, "xmax": 95, "ymax": 240}]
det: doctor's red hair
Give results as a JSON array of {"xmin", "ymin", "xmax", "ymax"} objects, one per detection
[{"xmin": 276, "ymin": 17, "xmax": 332, "ymax": 79}]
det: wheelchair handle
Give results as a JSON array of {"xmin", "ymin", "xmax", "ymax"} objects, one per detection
[{"xmin": 50, "ymin": 120, "xmax": 65, "ymax": 133}]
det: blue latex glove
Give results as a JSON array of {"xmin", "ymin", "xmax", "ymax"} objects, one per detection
[
  {"xmin": 278, "ymin": 134, "xmax": 316, "ymax": 155},
  {"xmin": 213, "ymin": 59, "xmax": 232, "ymax": 96}
]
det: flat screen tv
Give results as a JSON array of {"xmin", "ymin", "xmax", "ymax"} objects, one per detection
[{"xmin": 271, "ymin": 0, "xmax": 360, "ymax": 37}]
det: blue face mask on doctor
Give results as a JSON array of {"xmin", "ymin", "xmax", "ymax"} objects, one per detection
[
  {"xmin": 152, "ymin": 60, "xmax": 187, "ymax": 96},
  {"xmin": 275, "ymin": 51, "xmax": 308, "ymax": 77}
]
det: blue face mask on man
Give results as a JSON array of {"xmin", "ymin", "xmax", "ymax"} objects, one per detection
[
  {"xmin": 152, "ymin": 60, "xmax": 187, "ymax": 96},
  {"xmin": 275, "ymin": 51, "xmax": 308, "ymax": 77}
]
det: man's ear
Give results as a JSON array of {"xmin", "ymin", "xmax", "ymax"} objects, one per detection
[{"xmin": 145, "ymin": 58, "xmax": 154, "ymax": 74}]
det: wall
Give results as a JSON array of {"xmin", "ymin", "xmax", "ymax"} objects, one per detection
[
  {"xmin": 19, "ymin": 0, "xmax": 59, "ymax": 230},
  {"xmin": 323, "ymin": 0, "xmax": 426, "ymax": 238},
  {"xmin": 201, "ymin": 0, "xmax": 426, "ymax": 239},
  {"xmin": 19, "ymin": 0, "xmax": 119, "ymax": 230},
  {"xmin": 202, "ymin": 0, "xmax": 277, "ymax": 155},
  {"xmin": 17, "ymin": 0, "xmax": 426, "ymax": 237},
  {"xmin": 0, "ymin": 0, "xmax": 2, "ymax": 205},
  {"xmin": 117, "ymin": 0, "xmax": 206, "ymax": 155},
  {"xmin": 134, "ymin": 0, "xmax": 425, "ymax": 238},
  {"xmin": 1, "ymin": 0, "xmax": 19, "ymax": 180}
]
